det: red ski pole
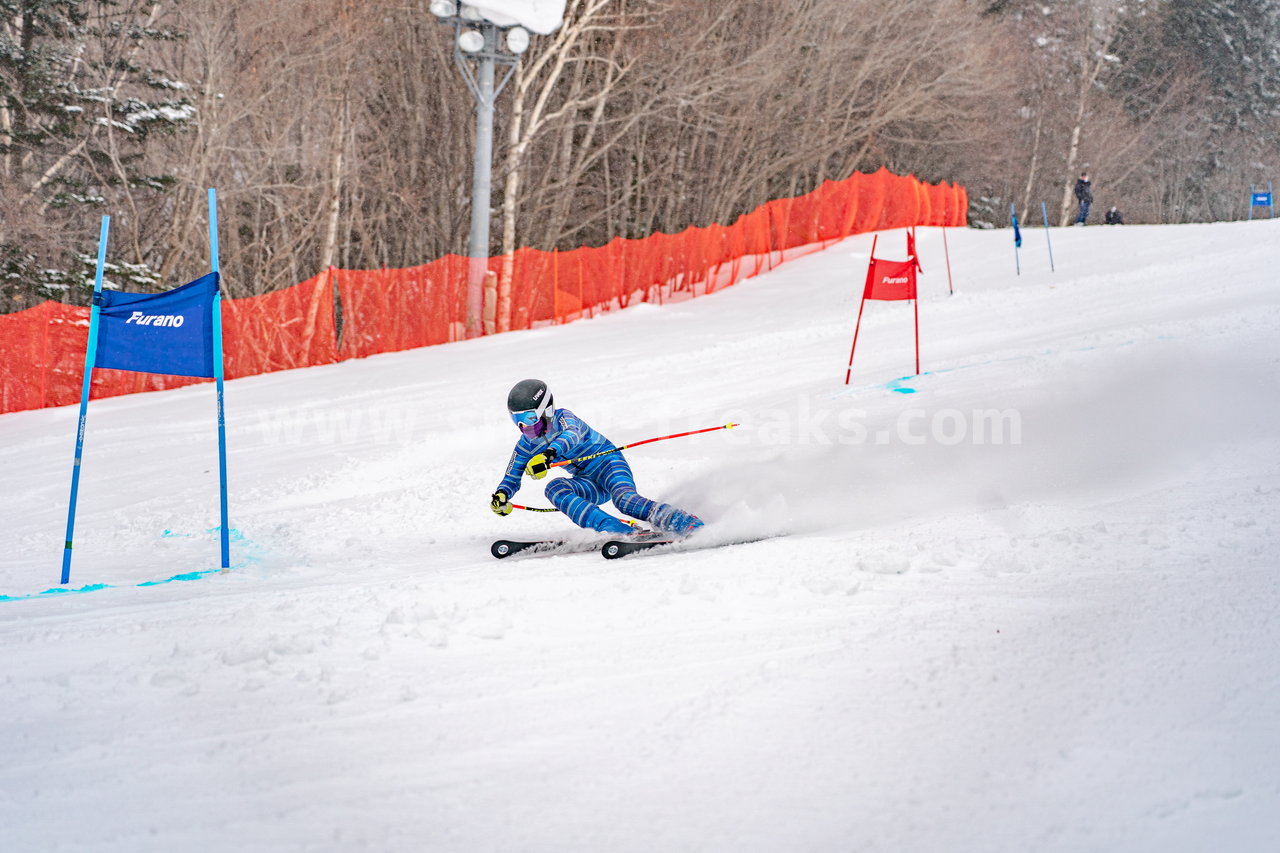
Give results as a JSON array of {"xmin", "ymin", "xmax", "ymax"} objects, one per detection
[
  {"xmin": 551, "ymin": 422, "xmax": 739, "ymax": 469},
  {"xmin": 511, "ymin": 423, "xmax": 737, "ymax": 516}
]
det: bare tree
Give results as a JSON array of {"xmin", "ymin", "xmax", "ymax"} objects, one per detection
[
  {"xmin": 495, "ymin": 0, "xmax": 632, "ymax": 332},
  {"xmin": 8, "ymin": 0, "xmax": 1271, "ymax": 317}
]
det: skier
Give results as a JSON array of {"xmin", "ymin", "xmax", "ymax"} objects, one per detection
[
  {"xmin": 490, "ymin": 379, "xmax": 704, "ymax": 537},
  {"xmin": 1074, "ymin": 172, "xmax": 1093, "ymax": 225}
]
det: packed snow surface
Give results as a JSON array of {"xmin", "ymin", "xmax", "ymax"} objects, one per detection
[{"xmin": 2, "ymin": 221, "xmax": 1279, "ymax": 852}]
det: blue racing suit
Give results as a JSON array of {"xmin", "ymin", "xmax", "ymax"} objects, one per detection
[{"xmin": 495, "ymin": 408, "xmax": 702, "ymax": 535}]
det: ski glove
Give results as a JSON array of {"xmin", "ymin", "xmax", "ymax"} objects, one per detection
[
  {"xmin": 491, "ymin": 490, "xmax": 513, "ymax": 516},
  {"xmin": 526, "ymin": 449, "xmax": 557, "ymax": 480}
]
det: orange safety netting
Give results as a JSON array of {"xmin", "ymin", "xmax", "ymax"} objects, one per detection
[
  {"xmin": 222, "ymin": 271, "xmax": 338, "ymax": 378},
  {"xmin": 0, "ymin": 168, "xmax": 965, "ymax": 414}
]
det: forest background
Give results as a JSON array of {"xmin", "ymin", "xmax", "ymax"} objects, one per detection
[{"xmin": 2, "ymin": 0, "xmax": 1277, "ymax": 312}]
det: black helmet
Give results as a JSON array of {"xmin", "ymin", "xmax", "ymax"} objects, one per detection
[{"xmin": 507, "ymin": 379, "xmax": 555, "ymax": 437}]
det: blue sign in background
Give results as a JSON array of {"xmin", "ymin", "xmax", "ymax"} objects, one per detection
[
  {"xmin": 1252, "ymin": 192, "xmax": 1272, "ymax": 206},
  {"xmin": 94, "ymin": 272, "xmax": 219, "ymax": 378}
]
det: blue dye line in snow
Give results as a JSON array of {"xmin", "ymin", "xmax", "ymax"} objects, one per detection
[
  {"xmin": 885, "ymin": 365, "xmax": 960, "ymax": 394},
  {"xmin": 833, "ymin": 336, "xmax": 1174, "ymax": 398},
  {"xmin": 0, "ymin": 528, "xmax": 261, "ymax": 603}
]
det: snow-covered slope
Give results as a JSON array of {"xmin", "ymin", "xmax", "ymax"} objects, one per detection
[{"xmin": 3, "ymin": 221, "xmax": 1279, "ymax": 852}]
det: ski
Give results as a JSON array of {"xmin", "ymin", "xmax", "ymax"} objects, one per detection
[
  {"xmin": 600, "ymin": 532, "xmax": 778, "ymax": 559},
  {"xmin": 492, "ymin": 528, "xmax": 653, "ymax": 559},
  {"xmin": 600, "ymin": 536, "xmax": 679, "ymax": 559},
  {"xmin": 491, "ymin": 539, "xmax": 575, "ymax": 559}
]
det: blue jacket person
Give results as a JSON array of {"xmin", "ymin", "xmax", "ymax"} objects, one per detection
[{"xmin": 491, "ymin": 379, "xmax": 704, "ymax": 536}]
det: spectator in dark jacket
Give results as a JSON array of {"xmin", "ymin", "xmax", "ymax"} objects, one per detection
[
  {"xmin": 1074, "ymin": 173, "xmax": 1093, "ymax": 225},
  {"xmin": 1104, "ymin": 206, "xmax": 1124, "ymax": 225}
]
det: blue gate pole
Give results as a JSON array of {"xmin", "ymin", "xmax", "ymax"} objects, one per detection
[
  {"xmin": 1041, "ymin": 201, "xmax": 1056, "ymax": 272},
  {"xmin": 1011, "ymin": 203, "xmax": 1021, "ymax": 275},
  {"xmin": 208, "ymin": 188, "xmax": 230, "ymax": 569},
  {"xmin": 61, "ymin": 216, "xmax": 111, "ymax": 584}
]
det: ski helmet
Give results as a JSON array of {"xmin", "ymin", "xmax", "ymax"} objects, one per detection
[{"xmin": 507, "ymin": 378, "xmax": 554, "ymax": 438}]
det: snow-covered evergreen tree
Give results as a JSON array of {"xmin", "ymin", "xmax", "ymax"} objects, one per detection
[
  {"xmin": 0, "ymin": 0, "xmax": 190, "ymax": 309},
  {"xmin": 1161, "ymin": 0, "xmax": 1280, "ymax": 136},
  {"xmin": 1130, "ymin": 0, "xmax": 1280, "ymax": 218}
]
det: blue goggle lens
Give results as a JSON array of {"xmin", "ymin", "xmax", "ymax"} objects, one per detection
[{"xmin": 511, "ymin": 409, "xmax": 540, "ymax": 427}]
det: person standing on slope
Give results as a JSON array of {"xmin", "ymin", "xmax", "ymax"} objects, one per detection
[
  {"xmin": 490, "ymin": 379, "xmax": 704, "ymax": 536},
  {"xmin": 1074, "ymin": 172, "xmax": 1093, "ymax": 225}
]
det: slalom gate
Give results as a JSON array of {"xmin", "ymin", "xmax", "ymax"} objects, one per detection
[
  {"xmin": 59, "ymin": 192, "xmax": 232, "ymax": 584},
  {"xmin": 844, "ymin": 230, "xmax": 923, "ymax": 384},
  {"xmin": 1, "ymin": 168, "xmax": 966, "ymax": 415}
]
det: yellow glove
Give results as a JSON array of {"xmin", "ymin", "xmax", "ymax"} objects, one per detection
[
  {"xmin": 526, "ymin": 450, "xmax": 556, "ymax": 480},
  {"xmin": 491, "ymin": 491, "xmax": 513, "ymax": 516}
]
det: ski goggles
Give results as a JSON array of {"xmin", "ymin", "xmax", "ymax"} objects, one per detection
[
  {"xmin": 512, "ymin": 409, "xmax": 548, "ymax": 439},
  {"xmin": 510, "ymin": 409, "xmax": 541, "ymax": 428}
]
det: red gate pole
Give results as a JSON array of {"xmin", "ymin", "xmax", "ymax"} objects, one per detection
[
  {"xmin": 844, "ymin": 234, "xmax": 878, "ymax": 385},
  {"xmin": 844, "ymin": 294, "xmax": 869, "ymax": 386},
  {"xmin": 913, "ymin": 288, "xmax": 921, "ymax": 376}
]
